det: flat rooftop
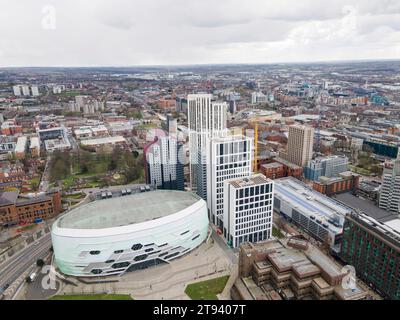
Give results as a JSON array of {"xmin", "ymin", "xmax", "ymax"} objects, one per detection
[
  {"xmin": 57, "ymin": 190, "xmax": 201, "ymax": 230},
  {"xmin": 228, "ymin": 173, "xmax": 272, "ymax": 189},
  {"xmin": 274, "ymin": 177, "xmax": 351, "ymax": 231},
  {"xmin": 334, "ymin": 193, "xmax": 395, "ymax": 222},
  {"xmin": 80, "ymin": 136, "xmax": 126, "ymax": 146}
]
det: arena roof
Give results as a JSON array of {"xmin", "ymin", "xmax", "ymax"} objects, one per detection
[{"xmin": 57, "ymin": 190, "xmax": 201, "ymax": 230}]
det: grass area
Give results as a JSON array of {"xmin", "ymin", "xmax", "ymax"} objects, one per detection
[
  {"xmin": 185, "ymin": 276, "xmax": 229, "ymax": 300},
  {"xmin": 137, "ymin": 123, "xmax": 157, "ymax": 129},
  {"xmin": 348, "ymin": 165, "xmax": 371, "ymax": 176},
  {"xmin": 272, "ymin": 226, "xmax": 284, "ymax": 239},
  {"xmin": 63, "ymin": 193, "xmax": 85, "ymax": 200},
  {"xmin": 58, "ymin": 90, "xmax": 82, "ymax": 97},
  {"xmin": 20, "ymin": 224, "xmax": 35, "ymax": 231},
  {"xmin": 49, "ymin": 294, "xmax": 133, "ymax": 300},
  {"xmin": 51, "ymin": 150, "xmax": 144, "ymax": 191},
  {"xmin": 29, "ymin": 177, "xmax": 41, "ymax": 191}
]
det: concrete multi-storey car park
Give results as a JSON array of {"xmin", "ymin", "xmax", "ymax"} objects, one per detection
[
  {"xmin": 51, "ymin": 190, "xmax": 209, "ymax": 277},
  {"xmin": 273, "ymin": 177, "xmax": 352, "ymax": 252}
]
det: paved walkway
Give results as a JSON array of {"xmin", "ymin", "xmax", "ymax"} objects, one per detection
[{"xmin": 58, "ymin": 240, "xmax": 233, "ymax": 300}]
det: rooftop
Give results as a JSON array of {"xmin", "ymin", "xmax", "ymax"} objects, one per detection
[
  {"xmin": 0, "ymin": 191, "xmax": 19, "ymax": 206},
  {"xmin": 334, "ymin": 193, "xmax": 395, "ymax": 222},
  {"xmin": 57, "ymin": 190, "xmax": 202, "ymax": 230},
  {"xmin": 228, "ymin": 173, "xmax": 272, "ymax": 189},
  {"xmin": 80, "ymin": 136, "xmax": 126, "ymax": 146},
  {"xmin": 274, "ymin": 177, "xmax": 351, "ymax": 234}
]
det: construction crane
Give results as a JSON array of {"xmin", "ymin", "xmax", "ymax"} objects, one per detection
[
  {"xmin": 315, "ymin": 104, "xmax": 321, "ymax": 154},
  {"xmin": 253, "ymin": 122, "xmax": 258, "ymax": 172}
]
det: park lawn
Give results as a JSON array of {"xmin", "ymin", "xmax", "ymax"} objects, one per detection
[
  {"xmin": 59, "ymin": 90, "xmax": 82, "ymax": 97},
  {"xmin": 50, "ymin": 294, "xmax": 133, "ymax": 300},
  {"xmin": 185, "ymin": 275, "xmax": 229, "ymax": 300}
]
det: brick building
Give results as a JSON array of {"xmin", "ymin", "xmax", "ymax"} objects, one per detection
[
  {"xmin": 0, "ymin": 189, "xmax": 62, "ymax": 225},
  {"xmin": 312, "ymin": 172, "xmax": 360, "ymax": 196}
]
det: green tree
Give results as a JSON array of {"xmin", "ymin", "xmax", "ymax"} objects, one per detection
[{"xmin": 36, "ymin": 259, "xmax": 45, "ymax": 268}]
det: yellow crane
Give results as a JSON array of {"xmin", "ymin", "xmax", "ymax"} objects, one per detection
[{"xmin": 253, "ymin": 122, "xmax": 258, "ymax": 172}]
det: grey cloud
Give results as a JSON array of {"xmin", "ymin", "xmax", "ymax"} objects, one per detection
[{"xmin": 0, "ymin": 0, "xmax": 399, "ymax": 67}]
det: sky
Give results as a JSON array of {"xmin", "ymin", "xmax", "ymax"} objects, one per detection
[{"xmin": 0, "ymin": 0, "xmax": 399, "ymax": 67}]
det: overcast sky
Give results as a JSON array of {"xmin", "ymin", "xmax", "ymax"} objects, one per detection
[{"xmin": 0, "ymin": 0, "xmax": 399, "ymax": 67}]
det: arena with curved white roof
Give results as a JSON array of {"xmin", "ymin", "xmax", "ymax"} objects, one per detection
[{"xmin": 51, "ymin": 190, "xmax": 209, "ymax": 277}]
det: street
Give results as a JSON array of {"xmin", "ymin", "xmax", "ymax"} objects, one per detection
[{"xmin": 0, "ymin": 233, "xmax": 52, "ymax": 293}]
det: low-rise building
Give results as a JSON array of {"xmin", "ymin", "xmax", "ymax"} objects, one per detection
[
  {"xmin": 312, "ymin": 171, "xmax": 360, "ymax": 196},
  {"xmin": 274, "ymin": 177, "xmax": 352, "ymax": 252},
  {"xmin": 0, "ymin": 189, "xmax": 62, "ymax": 225},
  {"xmin": 304, "ymin": 155, "xmax": 349, "ymax": 182},
  {"xmin": 14, "ymin": 136, "xmax": 28, "ymax": 159},
  {"xmin": 232, "ymin": 238, "xmax": 367, "ymax": 300},
  {"xmin": 80, "ymin": 136, "xmax": 127, "ymax": 151},
  {"xmin": 260, "ymin": 162, "xmax": 285, "ymax": 180},
  {"xmin": 273, "ymin": 157, "xmax": 303, "ymax": 178},
  {"xmin": 356, "ymin": 180, "xmax": 381, "ymax": 204},
  {"xmin": 29, "ymin": 136, "xmax": 40, "ymax": 157}
]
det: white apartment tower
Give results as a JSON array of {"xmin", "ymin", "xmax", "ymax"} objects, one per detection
[
  {"xmin": 283, "ymin": 125, "xmax": 314, "ymax": 167},
  {"xmin": 206, "ymin": 135, "xmax": 253, "ymax": 229},
  {"xmin": 13, "ymin": 85, "xmax": 40, "ymax": 97},
  {"xmin": 223, "ymin": 174, "xmax": 274, "ymax": 248},
  {"xmin": 144, "ymin": 135, "xmax": 184, "ymax": 191},
  {"xmin": 187, "ymin": 94, "xmax": 227, "ymax": 194},
  {"xmin": 379, "ymin": 160, "xmax": 400, "ymax": 214}
]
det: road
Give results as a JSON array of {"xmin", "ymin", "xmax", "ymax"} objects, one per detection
[
  {"xmin": 0, "ymin": 233, "xmax": 52, "ymax": 292},
  {"xmin": 39, "ymin": 156, "xmax": 52, "ymax": 192}
]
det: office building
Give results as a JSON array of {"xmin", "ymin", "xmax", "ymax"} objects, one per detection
[
  {"xmin": 304, "ymin": 155, "xmax": 349, "ymax": 181},
  {"xmin": 187, "ymin": 94, "xmax": 227, "ymax": 194},
  {"xmin": 51, "ymin": 190, "xmax": 208, "ymax": 277},
  {"xmin": 340, "ymin": 211, "xmax": 400, "ymax": 300},
  {"xmin": 363, "ymin": 139, "xmax": 399, "ymax": 159},
  {"xmin": 223, "ymin": 174, "xmax": 274, "ymax": 248},
  {"xmin": 281, "ymin": 125, "xmax": 314, "ymax": 167},
  {"xmin": 251, "ymin": 92, "xmax": 267, "ymax": 105},
  {"xmin": 206, "ymin": 135, "xmax": 252, "ymax": 228},
  {"xmin": 379, "ymin": 160, "xmax": 400, "ymax": 214},
  {"xmin": 144, "ymin": 135, "xmax": 184, "ymax": 191}
]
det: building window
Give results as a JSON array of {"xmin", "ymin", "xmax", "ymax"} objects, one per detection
[
  {"xmin": 111, "ymin": 262, "xmax": 130, "ymax": 269},
  {"xmin": 134, "ymin": 254, "xmax": 148, "ymax": 261},
  {"xmin": 192, "ymin": 234, "xmax": 200, "ymax": 241},
  {"xmin": 91, "ymin": 269, "xmax": 103, "ymax": 274},
  {"xmin": 131, "ymin": 243, "xmax": 143, "ymax": 251}
]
